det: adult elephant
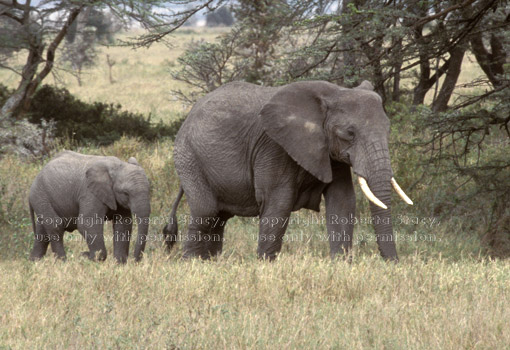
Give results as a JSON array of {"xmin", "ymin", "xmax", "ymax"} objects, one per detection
[
  {"xmin": 163, "ymin": 80, "xmax": 412, "ymax": 261},
  {"xmin": 29, "ymin": 151, "xmax": 151, "ymax": 263}
]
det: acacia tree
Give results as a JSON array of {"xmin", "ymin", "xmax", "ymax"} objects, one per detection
[
  {"xmin": 171, "ymin": 0, "xmax": 325, "ymax": 102},
  {"xmin": 61, "ymin": 7, "xmax": 96, "ymax": 87},
  {"xmin": 61, "ymin": 7, "xmax": 123, "ymax": 86},
  {"xmin": 0, "ymin": 0, "xmax": 223, "ymax": 122}
]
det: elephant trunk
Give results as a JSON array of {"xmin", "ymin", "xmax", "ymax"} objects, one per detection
[
  {"xmin": 355, "ymin": 141, "xmax": 398, "ymax": 261},
  {"xmin": 368, "ymin": 172, "xmax": 397, "ymax": 261},
  {"xmin": 131, "ymin": 200, "xmax": 151, "ymax": 262}
]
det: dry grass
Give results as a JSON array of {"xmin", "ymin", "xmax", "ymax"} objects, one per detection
[
  {"xmin": 0, "ymin": 28, "xmax": 228, "ymax": 122},
  {"xmin": 1, "ymin": 254, "xmax": 509, "ymax": 349}
]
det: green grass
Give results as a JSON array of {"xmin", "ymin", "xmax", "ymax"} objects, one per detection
[{"xmin": 0, "ymin": 28, "xmax": 506, "ymax": 349}]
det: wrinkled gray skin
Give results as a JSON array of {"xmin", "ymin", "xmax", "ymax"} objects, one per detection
[
  {"xmin": 164, "ymin": 80, "xmax": 398, "ymax": 261},
  {"xmin": 29, "ymin": 151, "xmax": 151, "ymax": 263}
]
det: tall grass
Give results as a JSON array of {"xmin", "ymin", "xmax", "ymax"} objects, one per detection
[{"xmin": 1, "ymin": 255, "xmax": 509, "ymax": 349}]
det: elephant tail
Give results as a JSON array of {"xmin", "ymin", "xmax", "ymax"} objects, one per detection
[
  {"xmin": 163, "ymin": 186, "xmax": 184, "ymax": 251},
  {"xmin": 29, "ymin": 202, "xmax": 36, "ymax": 235}
]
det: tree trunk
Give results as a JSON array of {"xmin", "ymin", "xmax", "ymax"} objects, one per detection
[
  {"xmin": 432, "ymin": 46, "xmax": 465, "ymax": 112},
  {"xmin": 0, "ymin": 42, "xmax": 43, "ymax": 121},
  {"xmin": 70, "ymin": 6, "xmax": 92, "ymax": 87},
  {"xmin": 363, "ymin": 36, "xmax": 386, "ymax": 102},
  {"xmin": 0, "ymin": 7, "xmax": 82, "ymax": 120},
  {"xmin": 392, "ymin": 39, "xmax": 403, "ymax": 102},
  {"xmin": 470, "ymin": 32, "xmax": 507, "ymax": 88},
  {"xmin": 413, "ymin": 55, "xmax": 451, "ymax": 106},
  {"xmin": 106, "ymin": 54, "xmax": 116, "ymax": 84}
]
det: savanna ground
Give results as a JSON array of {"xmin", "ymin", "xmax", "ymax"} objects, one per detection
[{"xmin": 1, "ymin": 29, "xmax": 509, "ymax": 349}]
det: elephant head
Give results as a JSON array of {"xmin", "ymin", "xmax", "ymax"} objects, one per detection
[
  {"xmin": 86, "ymin": 156, "xmax": 151, "ymax": 261},
  {"xmin": 260, "ymin": 80, "xmax": 412, "ymax": 260}
]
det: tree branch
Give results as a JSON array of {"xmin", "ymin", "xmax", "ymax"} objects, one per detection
[
  {"xmin": 116, "ymin": 0, "xmax": 223, "ymax": 48},
  {"xmin": 0, "ymin": 10, "xmax": 23, "ymax": 23},
  {"xmin": 18, "ymin": 6, "xmax": 82, "ymax": 113},
  {"xmin": 0, "ymin": 0, "xmax": 25, "ymax": 10},
  {"xmin": 411, "ymin": 0, "xmax": 478, "ymax": 29},
  {"xmin": 0, "ymin": 62, "xmax": 21, "ymax": 76}
]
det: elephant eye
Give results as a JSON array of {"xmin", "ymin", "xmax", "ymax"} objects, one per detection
[{"xmin": 334, "ymin": 127, "xmax": 355, "ymax": 141}]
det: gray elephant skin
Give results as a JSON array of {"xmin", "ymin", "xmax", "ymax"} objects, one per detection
[
  {"xmin": 29, "ymin": 151, "xmax": 151, "ymax": 263},
  {"xmin": 164, "ymin": 80, "xmax": 412, "ymax": 261}
]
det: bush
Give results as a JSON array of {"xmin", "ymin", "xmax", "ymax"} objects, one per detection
[
  {"xmin": 27, "ymin": 85, "xmax": 183, "ymax": 146},
  {"xmin": 0, "ymin": 84, "xmax": 12, "ymax": 105}
]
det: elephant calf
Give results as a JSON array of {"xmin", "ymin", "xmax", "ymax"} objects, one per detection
[{"xmin": 29, "ymin": 151, "xmax": 151, "ymax": 263}]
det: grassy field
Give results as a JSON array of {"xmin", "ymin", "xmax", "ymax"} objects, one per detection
[
  {"xmin": 1, "ymin": 28, "xmax": 508, "ymax": 349},
  {"xmin": 1, "ymin": 255, "xmax": 509, "ymax": 349}
]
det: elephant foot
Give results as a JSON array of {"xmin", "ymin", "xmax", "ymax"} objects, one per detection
[
  {"xmin": 162, "ymin": 224, "xmax": 178, "ymax": 251},
  {"xmin": 81, "ymin": 251, "xmax": 107, "ymax": 261},
  {"xmin": 115, "ymin": 255, "xmax": 128, "ymax": 264},
  {"xmin": 257, "ymin": 252, "xmax": 278, "ymax": 262},
  {"xmin": 330, "ymin": 250, "xmax": 353, "ymax": 263},
  {"xmin": 29, "ymin": 255, "xmax": 44, "ymax": 262},
  {"xmin": 52, "ymin": 253, "xmax": 67, "ymax": 262}
]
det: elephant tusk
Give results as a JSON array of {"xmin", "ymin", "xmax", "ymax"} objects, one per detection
[
  {"xmin": 358, "ymin": 177, "xmax": 388, "ymax": 210},
  {"xmin": 391, "ymin": 178, "xmax": 414, "ymax": 205}
]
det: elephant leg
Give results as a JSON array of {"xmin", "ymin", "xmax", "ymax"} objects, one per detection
[
  {"xmin": 204, "ymin": 212, "xmax": 232, "ymax": 257},
  {"xmin": 180, "ymin": 177, "xmax": 221, "ymax": 259},
  {"xmin": 253, "ymin": 159, "xmax": 297, "ymax": 260},
  {"xmin": 257, "ymin": 206, "xmax": 292, "ymax": 261},
  {"xmin": 183, "ymin": 211, "xmax": 231, "ymax": 260},
  {"xmin": 30, "ymin": 207, "xmax": 66, "ymax": 261},
  {"xmin": 112, "ymin": 210, "xmax": 132, "ymax": 264},
  {"xmin": 256, "ymin": 188, "xmax": 294, "ymax": 260},
  {"xmin": 78, "ymin": 211, "xmax": 107, "ymax": 261},
  {"xmin": 49, "ymin": 229, "xmax": 66, "ymax": 261},
  {"xmin": 324, "ymin": 163, "xmax": 356, "ymax": 260},
  {"xmin": 182, "ymin": 216, "xmax": 213, "ymax": 260},
  {"xmin": 30, "ymin": 222, "xmax": 50, "ymax": 261}
]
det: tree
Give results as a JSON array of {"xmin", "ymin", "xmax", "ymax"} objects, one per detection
[
  {"xmin": 0, "ymin": 0, "xmax": 224, "ymax": 122},
  {"xmin": 230, "ymin": 0, "xmax": 293, "ymax": 83},
  {"xmin": 469, "ymin": 4, "xmax": 509, "ymax": 88},
  {"xmin": 61, "ymin": 7, "xmax": 96, "ymax": 86},
  {"xmin": 171, "ymin": 0, "xmax": 321, "ymax": 97},
  {"xmin": 171, "ymin": 29, "xmax": 249, "ymax": 104},
  {"xmin": 206, "ymin": 5, "xmax": 234, "ymax": 27},
  {"xmin": 61, "ymin": 7, "xmax": 124, "ymax": 86}
]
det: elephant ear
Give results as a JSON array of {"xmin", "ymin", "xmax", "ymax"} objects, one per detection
[
  {"xmin": 259, "ymin": 81, "xmax": 339, "ymax": 183},
  {"xmin": 128, "ymin": 157, "xmax": 139, "ymax": 166},
  {"xmin": 354, "ymin": 80, "xmax": 374, "ymax": 91},
  {"xmin": 86, "ymin": 161, "xmax": 117, "ymax": 210}
]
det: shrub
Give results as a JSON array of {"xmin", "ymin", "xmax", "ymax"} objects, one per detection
[
  {"xmin": 27, "ymin": 85, "xmax": 183, "ymax": 146},
  {"xmin": 0, "ymin": 84, "xmax": 12, "ymax": 105}
]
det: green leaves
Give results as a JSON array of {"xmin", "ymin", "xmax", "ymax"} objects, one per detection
[{"xmin": 27, "ymin": 85, "xmax": 182, "ymax": 146}]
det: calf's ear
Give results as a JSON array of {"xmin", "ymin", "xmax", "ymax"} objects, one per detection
[{"xmin": 86, "ymin": 161, "xmax": 117, "ymax": 210}]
